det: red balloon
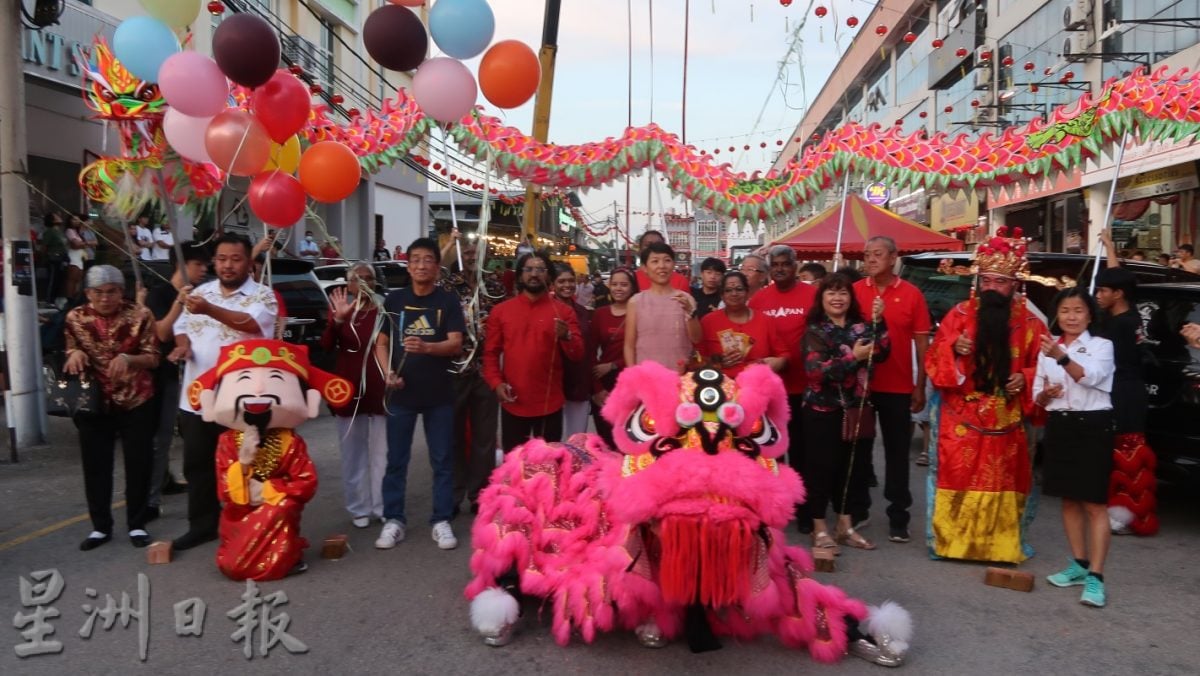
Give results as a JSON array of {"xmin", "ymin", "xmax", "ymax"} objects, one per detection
[
  {"xmin": 248, "ymin": 171, "xmax": 307, "ymax": 227},
  {"xmin": 299, "ymin": 141, "xmax": 361, "ymax": 203},
  {"xmin": 252, "ymin": 70, "xmax": 312, "ymax": 143}
]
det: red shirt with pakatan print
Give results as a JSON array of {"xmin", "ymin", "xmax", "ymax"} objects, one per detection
[{"xmin": 748, "ymin": 281, "xmax": 817, "ymax": 394}]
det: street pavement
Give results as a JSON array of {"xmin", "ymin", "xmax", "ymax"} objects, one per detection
[{"xmin": 1, "ymin": 412, "xmax": 1197, "ymax": 675}]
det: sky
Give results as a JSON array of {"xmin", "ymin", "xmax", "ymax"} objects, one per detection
[{"xmin": 440, "ymin": 0, "xmax": 872, "ymax": 240}]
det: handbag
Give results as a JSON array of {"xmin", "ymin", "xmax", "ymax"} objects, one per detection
[
  {"xmin": 44, "ymin": 360, "xmax": 103, "ymax": 417},
  {"xmin": 840, "ymin": 391, "xmax": 876, "ymax": 442}
]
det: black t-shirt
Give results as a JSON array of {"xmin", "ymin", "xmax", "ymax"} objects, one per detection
[
  {"xmin": 382, "ymin": 286, "xmax": 466, "ymax": 408},
  {"xmin": 692, "ymin": 288, "xmax": 722, "ymax": 319},
  {"xmin": 1096, "ymin": 309, "xmax": 1147, "ymax": 433},
  {"xmin": 145, "ymin": 283, "xmax": 178, "ymax": 378}
]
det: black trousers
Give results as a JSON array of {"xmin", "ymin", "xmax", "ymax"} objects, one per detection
[
  {"xmin": 178, "ymin": 411, "xmax": 225, "ymax": 537},
  {"xmin": 870, "ymin": 392, "xmax": 914, "ymax": 529},
  {"xmin": 593, "ymin": 406, "xmax": 615, "ymax": 449},
  {"xmin": 785, "ymin": 393, "xmax": 808, "ymax": 523},
  {"xmin": 801, "ymin": 407, "xmax": 873, "ymax": 520},
  {"xmin": 500, "ymin": 409, "xmax": 562, "ymax": 452},
  {"xmin": 452, "ymin": 370, "xmax": 500, "ymax": 507},
  {"xmin": 73, "ymin": 400, "xmax": 156, "ymax": 534}
]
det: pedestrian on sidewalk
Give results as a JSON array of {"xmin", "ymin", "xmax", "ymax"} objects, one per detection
[
  {"xmin": 373, "ymin": 238, "xmax": 465, "ymax": 551},
  {"xmin": 63, "ymin": 265, "xmax": 161, "ymax": 551},
  {"xmin": 323, "ymin": 263, "xmax": 388, "ymax": 530}
]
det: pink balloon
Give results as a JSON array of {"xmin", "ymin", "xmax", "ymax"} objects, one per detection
[
  {"xmin": 413, "ymin": 57, "xmax": 477, "ymax": 124},
  {"xmin": 158, "ymin": 51, "xmax": 229, "ymax": 117},
  {"xmin": 163, "ymin": 108, "xmax": 214, "ymax": 163},
  {"xmin": 204, "ymin": 110, "xmax": 272, "ymax": 177}
]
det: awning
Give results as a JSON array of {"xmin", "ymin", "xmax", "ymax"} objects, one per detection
[{"xmin": 774, "ymin": 193, "xmax": 965, "ymax": 257}]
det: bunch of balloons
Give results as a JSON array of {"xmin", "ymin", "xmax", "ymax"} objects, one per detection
[
  {"xmin": 364, "ymin": 0, "xmax": 541, "ymax": 123},
  {"xmin": 114, "ymin": 1, "xmax": 362, "ymax": 227}
]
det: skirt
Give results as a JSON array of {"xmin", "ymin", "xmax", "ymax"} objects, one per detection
[{"xmin": 1043, "ymin": 410, "xmax": 1115, "ymax": 504}]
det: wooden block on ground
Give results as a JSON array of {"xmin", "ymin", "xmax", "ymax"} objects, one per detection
[
  {"xmin": 321, "ymin": 534, "xmax": 349, "ymax": 559},
  {"xmin": 812, "ymin": 547, "xmax": 836, "ymax": 573},
  {"xmin": 983, "ymin": 566, "xmax": 1034, "ymax": 592},
  {"xmin": 146, "ymin": 541, "xmax": 172, "ymax": 565}
]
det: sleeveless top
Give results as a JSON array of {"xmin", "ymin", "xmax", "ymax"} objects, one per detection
[{"xmin": 633, "ymin": 290, "xmax": 693, "ymax": 372}]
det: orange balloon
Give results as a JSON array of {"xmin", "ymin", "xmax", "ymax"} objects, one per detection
[
  {"xmin": 298, "ymin": 141, "xmax": 361, "ymax": 203},
  {"xmin": 479, "ymin": 40, "xmax": 540, "ymax": 109},
  {"xmin": 204, "ymin": 110, "xmax": 272, "ymax": 177}
]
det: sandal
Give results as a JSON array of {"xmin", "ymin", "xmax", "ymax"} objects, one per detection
[
  {"xmin": 836, "ymin": 527, "xmax": 877, "ymax": 550},
  {"xmin": 812, "ymin": 531, "xmax": 841, "ymax": 556}
]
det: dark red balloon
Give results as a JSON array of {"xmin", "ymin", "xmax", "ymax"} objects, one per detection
[
  {"xmin": 364, "ymin": 5, "xmax": 427, "ymax": 72},
  {"xmin": 252, "ymin": 70, "xmax": 312, "ymax": 143},
  {"xmin": 248, "ymin": 171, "xmax": 307, "ymax": 227},
  {"xmin": 213, "ymin": 14, "xmax": 280, "ymax": 88}
]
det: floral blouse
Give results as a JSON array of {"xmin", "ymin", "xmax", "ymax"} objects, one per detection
[
  {"xmin": 64, "ymin": 301, "xmax": 160, "ymax": 411},
  {"xmin": 802, "ymin": 317, "xmax": 890, "ymax": 411}
]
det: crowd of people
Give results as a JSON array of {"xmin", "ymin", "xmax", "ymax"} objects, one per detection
[{"xmin": 55, "ymin": 223, "xmax": 1200, "ymax": 611}]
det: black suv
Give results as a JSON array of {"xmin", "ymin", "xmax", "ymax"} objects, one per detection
[{"xmin": 901, "ymin": 252, "xmax": 1200, "ymax": 484}]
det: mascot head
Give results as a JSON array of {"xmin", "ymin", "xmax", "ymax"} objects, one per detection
[
  {"xmin": 188, "ymin": 340, "xmax": 353, "ymax": 433},
  {"xmin": 600, "ymin": 363, "xmax": 798, "ymax": 609}
]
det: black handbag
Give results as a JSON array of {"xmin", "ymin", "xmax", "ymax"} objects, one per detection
[{"xmin": 44, "ymin": 361, "xmax": 103, "ymax": 417}]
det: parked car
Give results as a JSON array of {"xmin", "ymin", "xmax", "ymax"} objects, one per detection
[
  {"xmin": 313, "ymin": 261, "xmax": 408, "ymax": 296},
  {"xmin": 901, "ymin": 252, "xmax": 1200, "ymax": 484}
]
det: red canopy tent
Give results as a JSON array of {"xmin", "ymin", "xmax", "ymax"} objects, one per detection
[{"xmin": 773, "ymin": 193, "xmax": 964, "ymax": 257}]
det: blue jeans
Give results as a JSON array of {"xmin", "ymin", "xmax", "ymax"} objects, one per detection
[{"xmin": 383, "ymin": 401, "xmax": 455, "ymax": 526}]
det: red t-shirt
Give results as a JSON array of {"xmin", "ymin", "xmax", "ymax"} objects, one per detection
[
  {"xmin": 636, "ymin": 268, "xmax": 691, "ymax": 293},
  {"xmin": 853, "ymin": 276, "xmax": 930, "ymax": 394},
  {"xmin": 699, "ymin": 309, "xmax": 789, "ymax": 379},
  {"xmin": 590, "ymin": 304, "xmax": 627, "ymax": 392},
  {"xmin": 748, "ymin": 281, "xmax": 817, "ymax": 394}
]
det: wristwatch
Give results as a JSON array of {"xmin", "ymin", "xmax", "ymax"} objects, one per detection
[{"xmin": 1056, "ymin": 354, "xmax": 1070, "ymax": 367}]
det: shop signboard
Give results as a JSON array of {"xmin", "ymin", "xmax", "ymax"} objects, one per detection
[
  {"xmin": 863, "ymin": 182, "xmax": 891, "ymax": 206},
  {"xmin": 1113, "ymin": 163, "xmax": 1199, "ymax": 202},
  {"xmin": 930, "ymin": 190, "xmax": 980, "ymax": 231},
  {"xmin": 21, "ymin": 3, "xmax": 118, "ymax": 89},
  {"xmin": 889, "ymin": 188, "xmax": 929, "ymax": 224}
]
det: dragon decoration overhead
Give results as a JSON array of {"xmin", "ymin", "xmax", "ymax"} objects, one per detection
[
  {"xmin": 80, "ymin": 46, "xmax": 1200, "ymax": 223},
  {"xmin": 77, "ymin": 38, "xmax": 222, "ymax": 219}
]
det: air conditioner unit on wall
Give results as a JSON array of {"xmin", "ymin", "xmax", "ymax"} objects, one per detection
[
  {"xmin": 1062, "ymin": 31, "xmax": 1092, "ymax": 60},
  {"xmin": 1064, "ymin": 0, "xmax": 1092, "ymax": 31}
]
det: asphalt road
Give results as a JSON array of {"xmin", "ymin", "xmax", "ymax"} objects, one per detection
[{"xmin": 1, "ymin": 413, "xmax": 1197, "ymax": 675}]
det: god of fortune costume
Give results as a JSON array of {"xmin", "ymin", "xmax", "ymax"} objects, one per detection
[
  {"xmin": 189, "ymin": 340, "xmax": 353, "ymax": 581},
  {"xmin": 925, "ymin": 229, "xmax": 1047, "ymax": 564}
]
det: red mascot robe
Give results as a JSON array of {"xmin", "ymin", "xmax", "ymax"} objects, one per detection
[{"xmin": 216, "ymin": 429, "xmax": 317, "ymax": 581}]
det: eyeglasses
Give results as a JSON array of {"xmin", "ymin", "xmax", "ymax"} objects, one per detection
[{"xmin": 522, "ymin": 266, "xmax": 547, "ymax": 274}]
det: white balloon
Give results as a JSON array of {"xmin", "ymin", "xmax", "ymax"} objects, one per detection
[{"xmin": 163, "ymin": 108, "xmax": 214, "ymax": 164}]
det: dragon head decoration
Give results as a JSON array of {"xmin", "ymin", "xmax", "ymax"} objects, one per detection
[
  {"xmin": 80, "ymin": 39, "xmax": 166, "ymax": 121},
  {"xmin": 465, "ymin": 362, "xmax": 912, "ymax": 666}
]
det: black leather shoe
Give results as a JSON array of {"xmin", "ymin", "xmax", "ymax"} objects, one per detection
[
  {"xmin": 129, "ymin": 531, "xmax": 151, "ymax": 548},
  {"xmin": 162, "ymin": 478, "xmax": 188, "ymax": 495},
  {"xmin": 80, "ymin": 533, "xmax": 111, "ymax": 551},
  {"xmin": 172, "ymin": 530, "xmax": 217, "ymax": 551}
]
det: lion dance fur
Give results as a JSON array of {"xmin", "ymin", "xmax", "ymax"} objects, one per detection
[{"xmin": 465, "ymin": 362, "xmax": 911, "ymax": 663}]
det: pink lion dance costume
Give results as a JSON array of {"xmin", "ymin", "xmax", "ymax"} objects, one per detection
[{"xmin": 465, "ymin": 363, "xmax": 911, "ymax": 666}]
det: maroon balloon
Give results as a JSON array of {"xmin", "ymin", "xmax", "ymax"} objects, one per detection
[
  {"xmin": 212, "ymin": 13, "xmax": 281, "ymax": 88},
  {"xmin": 248, "ymin": 171, "xmax": 307, "ymax": 227},
  {"xmin": 363, "ymin": 5, "xmax": 428, "ymax": 72},
  {"xmin": 252, "ymin": 70, "xmax": 312, "ymax": 143}
]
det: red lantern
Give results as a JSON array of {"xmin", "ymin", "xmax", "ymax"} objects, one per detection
[
  {"xmin": 1024, "ymin": 61, "xmax": 1035, "ymax": 71},
  {"xmin": 944, "ymin": 105, "xmax": 953, "ymax": 113},
  {"xmin": 713, "ymin": 148, "xmax": 720, "ymax": 154},
  {"xmin": 979, "ymin": 50, "xmax": 992, "ymax": 61},
  {"xmin": 895, "ymin": 119, "xmax": 903, "ymax": 126},
  {"xmin": 288, "ymin": 64, "xmax": 304, "ymax": 75},
  {"xmin": 903, "ymin": 31, "xmax": 917, "ymax": 44},
  {"xmin": 846, "ymin": 16, "xmax": 859, "ymax": 28},
  {"xmin": 1001, "ymin": 55, "xmax": 1014, "ymax": 67},
  {"xmin": 1064, "ymin": 70, "xmax": 1075, "ymax": 80},
  {"xmin": 330, "ymin": 94, "xmax": 344, "ymax": 105},
  {"xmin": 955, "ymin": 47, "xmax": 968, "ymax": 58},
  {"xmin": 811, "ymin": 133, "xmax": 820, "ymax": 140},
  {"xmin": 743, "ymin": 144, "xmax": 750, "ymax": 151},
  {"xmin": 207, "ymin": 1, "xmax": 225, "ymax": 15},
  {"xmin": 875, "ymin": 25, "xmax": 888, "ymax": 36},
  {"xmin": 918, "ymin": 111, "xmax": 928, "ymax": 118},
  {"xmin": 971, "ymin": 99, "xmax": 980, "ymax": 107},
  {"xmin": 1030, "ymin": 84, "xmax": 1039, "ymax": 93},
  {"xmin": 760, "ymin": 142, "xmax": 767, "ymax": 148},
  {"xmin": 814, "ymin": 5, "xmax": 827, "ymax": 18},
  {"xmin": 932, "ymin": 38, "xmax": 944, "ymax": 49},
  {"xmin": 780, "ymin": 0, "xmax": 792, "ymax": 6},
  {"xmin": 309, "ymin": 83, "xmax": 322, "ymax": 94},
  {"xmin": 776, "ymin": 139, "xmax": 784, "ymax": 146},
  {"xmin": 1044, "ymin": 66, "xmax": 1053, "ymax": 76},
  {"xmin": 348, "ymin": 108, "xmax": 361, "ymax": 117},
  {"xmin": 729, "ymin": 146, "xmax": 736, "ymax": 152}
]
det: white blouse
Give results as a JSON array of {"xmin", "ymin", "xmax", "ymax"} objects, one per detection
[{"xmin": 1033, "ymin": 330, "xmax": 1115, "ymax": 412}]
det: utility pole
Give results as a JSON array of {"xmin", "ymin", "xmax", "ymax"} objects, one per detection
[
  {"xmin": 2, "ymin": 0, "xmax": 48, "ymax": 451},
  {"xmin": 521, "ymin": 0, "xmax": 562, "ymax": 244}
]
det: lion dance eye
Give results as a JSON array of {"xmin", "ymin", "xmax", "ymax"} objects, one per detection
[
  {"xmin": 748, "ymin": 417, "xmax": 779, "ymax": 448},
  {"xmin": 625, "ymin": 404, "xmax": 657, "ymax": 443}
]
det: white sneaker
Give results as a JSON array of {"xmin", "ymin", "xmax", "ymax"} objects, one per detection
[
  {"xmin": 431, "ymin": 520, "xmax": 458, "ymax": 550},
  {"xmin": 375, "ymin": 520, "xmax": 405, "ymax": 549},
  {"xmin": 352, "ymin": 516, "xmax": 370, "ymax": 529}
]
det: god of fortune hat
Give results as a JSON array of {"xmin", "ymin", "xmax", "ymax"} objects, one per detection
[{"xmin": 188, "ymin": 339, "xmax": 353, "ymax": 410}]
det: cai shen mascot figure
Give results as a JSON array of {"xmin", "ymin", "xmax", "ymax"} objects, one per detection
[
  {"xmin": 189, "ymin": 340, "xmax": 353, "ymax": 581},
  {"xmin": 465, "ymin": 363, "xmax": 912, "ymax": 667}
]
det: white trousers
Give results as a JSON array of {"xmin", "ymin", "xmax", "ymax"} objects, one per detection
[
  {"xmin": 336, "ymin": 414, "xmax": 388, "ymax": 520},
  {"xmin": 562, "ymin": 400, "xmax": 591, "ymax": 439}
]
